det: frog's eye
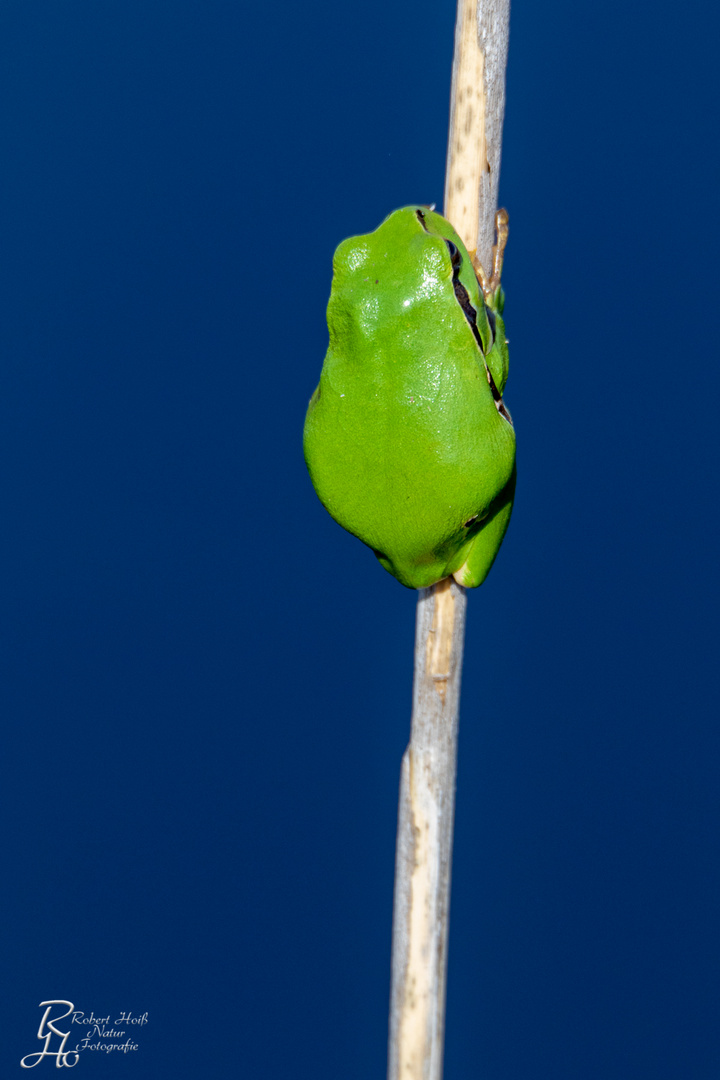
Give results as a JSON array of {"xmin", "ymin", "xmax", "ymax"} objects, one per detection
[{"xmin": 445, "ymin": 239, "xmax": 462, "ymax": 270}]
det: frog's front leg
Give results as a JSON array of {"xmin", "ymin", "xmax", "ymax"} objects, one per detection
[{"xmin": 471, "ymin": 208, "xmax": 509, "ymax": 308}]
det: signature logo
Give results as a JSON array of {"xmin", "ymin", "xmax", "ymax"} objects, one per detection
[
  {"xmin": 21, "ymin": 1001, "xmax": 148, "ymax": 1068},
  {"xmin": 20, "ymin": 1001, "xmax": 79, "ymax": 1069}
]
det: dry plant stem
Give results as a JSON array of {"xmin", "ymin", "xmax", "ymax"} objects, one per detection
[
  {"xmin": 445, "ymin": 0, "xmax": 510, "ymax": 267},
  {"xmin": 388, "ymin": 2, "xmax": 510, "ymax": 1079},
  {"xmin": 388, "ymin": 579, "xmax": 467, "ymax": 1080}
]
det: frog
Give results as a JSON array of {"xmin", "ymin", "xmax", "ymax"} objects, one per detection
[{"xmin": 303, "ymin": 205, "xmax": 515, "ymax": 589}]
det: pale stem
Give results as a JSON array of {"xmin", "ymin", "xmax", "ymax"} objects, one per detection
[{"xmin": 387, "ymin": 3, "xmax": 510, "ymax": 1078}]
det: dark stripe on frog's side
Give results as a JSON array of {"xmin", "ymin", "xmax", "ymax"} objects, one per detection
[
  {"xmin": 415, "ymin": 210, "xmax": 512, "ymax": 427},
  {"xmin": 444, "ymin": 239, "xmax": 513, "ymax": 423}
]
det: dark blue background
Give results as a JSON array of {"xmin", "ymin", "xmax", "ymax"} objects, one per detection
[{"xmin": 3, "ymin": 0, "xmax": 719, "ymax": 1076}]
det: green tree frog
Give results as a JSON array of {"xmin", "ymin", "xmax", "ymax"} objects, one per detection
[{"xmin": 303, "ymin": 205, "xmax": 516, "ymax": 589}]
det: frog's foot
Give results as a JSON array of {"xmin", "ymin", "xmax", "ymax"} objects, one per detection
[{"xmin": 471, "ymin": 208, "xmax": 509, "ymax": 302}]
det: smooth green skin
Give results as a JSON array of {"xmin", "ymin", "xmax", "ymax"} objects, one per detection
[{"xmin": 303, "ymin": 206, "xmax": 516, "ymax": 589}]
